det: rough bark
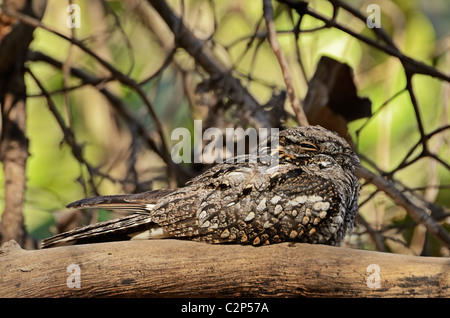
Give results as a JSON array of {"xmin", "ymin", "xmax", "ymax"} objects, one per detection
[
  {"xmin": 0, "ymin": 0, "xmax": 47, "ymax": 246},
  {"xmin": 0, "ymin": 239, "xmax": 448, "ymax": 298}
]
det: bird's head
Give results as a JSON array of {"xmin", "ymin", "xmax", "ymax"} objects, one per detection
[{"xmin": 264, "ymin": 125, "xmax": 360, "ymax": 170}]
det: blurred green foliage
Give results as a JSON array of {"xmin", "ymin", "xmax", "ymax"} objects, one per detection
[{"xmin": 0, "ymin": 0, "xmax": 448, "ymax": 254}]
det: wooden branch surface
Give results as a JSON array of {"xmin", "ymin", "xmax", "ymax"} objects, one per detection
[{"xmin": 0, "ymin": 239, "xmax": 448, "ymax": 298}]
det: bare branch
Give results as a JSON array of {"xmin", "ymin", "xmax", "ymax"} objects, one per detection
[
  {"xmin": 27, "ymin": 69, "xmax": 101, "ymax": 195},
  {"xmin": 1, "ymin": 239, "xmax": 449, "ymax": 297},
  {"xmin": 263, "ymin": 0, "xmax": 309, "ymax": 126},
  {"xmin": 356, "ymin": 166, "xmax": 450, "ymax": 249},
  {"xmin": 27, "ymin": 50, "xmax": 193, "ymax": 186},
  {"xmin": 147, "ymin": 0, "xmax": 274, "ymax": 130}
]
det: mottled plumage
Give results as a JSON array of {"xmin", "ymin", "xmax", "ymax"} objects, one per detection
[{"xmin": 42, "ymin": 125, "xmax": 360, "ymax": 248}]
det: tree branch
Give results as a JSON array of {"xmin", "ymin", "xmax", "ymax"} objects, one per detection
[
  {"xmin": 147, "ymin": 0, "xmax": 274, "ymax": 130},
  {"xmin": 0, "ymin": 0, "xmax": 46, "ymax": 246},
  {"xmin": 356, "ymin": 166, "xmax": 450, "ymax": 249},
  {"xmin": 303, "ymin": 0, "xmax": 450, "ymax": 82},
  {"xmin": 0, "ymin": 239, "xmax": 448, "ymax": 298},
  {"xmin": 263, "ymin": 0, "xmax": 308, "ymax": 126},
  {"xmin": 0, "ymin": 3, "xmax": 446, "ymax": 298}
]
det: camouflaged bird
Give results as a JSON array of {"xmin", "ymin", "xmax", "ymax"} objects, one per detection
[{"xmin": 41, "ymin": 125, "xmax": 360, "ymax": 248}]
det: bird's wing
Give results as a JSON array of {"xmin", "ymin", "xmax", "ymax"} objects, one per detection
[{"xmin": 66, "ymin": 188, "xmax": 176, "ymax": 213}]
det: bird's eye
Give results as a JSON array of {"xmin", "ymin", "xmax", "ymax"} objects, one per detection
[{"xmin": 299, "ymin": 142, "xmax": 319, "ymax": 151}]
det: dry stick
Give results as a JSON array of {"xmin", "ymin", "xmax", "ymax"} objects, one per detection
[
  {"xmin": 62, "ymin": 0, "xmax": 76, "ymax": 129},
  {"xmin": 410, "ymin": 109, "xmax": 447, "ymax": 255},
  {"xmin": 355, "ymin": 213, "xmax": 386, "ymax": 252},
  {"xmin": 356, "ymin": 166, "xmax": 450, "ymax": 249},
  {"xmin": 27, "ymin": 77, "xmax": 115, "ymax": 97},
  {"xmin": 385, "ymin": 124, "xmax": 450, "ymax": 177},
  {"xmin": 263, "ymin": 0, "xmax": 309, "ymax": 127},
  {"xmin": 404, "ymin": 71, "xmax": 427, "ymax": 146},
  {"xmin": 402, "ymin": 76, "xmax": 450, "ymax": 174},
  {"xmin": 355, "ymin": 88, "xmax": 406, "ymax": 144},
  {"xmin": 359, "ymin": 151, "xmax": 450, "ymax": 240},
  {"xmin": 0, "ymin": 82, "xmax": 28, "ymax": 246}
]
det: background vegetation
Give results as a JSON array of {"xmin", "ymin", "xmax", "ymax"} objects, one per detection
[{"xmin": 0, "ymin": 0, "xmax": 449, "ymax": 256}]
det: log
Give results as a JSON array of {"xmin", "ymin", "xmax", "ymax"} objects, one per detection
[{"xmin": 0, "ymin": 239, "xmax": 448, "ymax": 298}]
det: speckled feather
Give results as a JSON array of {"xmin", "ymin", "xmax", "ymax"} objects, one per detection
[{"xmin": 41, "ymin": 126, "xmax": 360, "ymax": 248}]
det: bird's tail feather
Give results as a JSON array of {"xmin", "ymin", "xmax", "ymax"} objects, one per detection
[
  {"xmin": 41, "ymin": 213, "xmax": 155, "ymax": 248},
  {"xmin": 41, "ymin": 189, "xmax": 176, "ymax": 248}
]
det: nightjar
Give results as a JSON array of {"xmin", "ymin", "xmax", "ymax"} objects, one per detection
[{"xmin": 41, "ymin": 125, "xmax": 360, "ymax": 248}]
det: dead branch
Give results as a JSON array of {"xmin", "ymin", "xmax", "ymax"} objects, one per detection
[
  {"xmin": 0, "ymin": 0, "xmax": 46, "ymax": 246},
  {"xmin": 0, "ymin": 239, "xmax": 448, "ymax": 298},
  {"xmin": 356, "ymin": 166, "xmax": 450, "ymax": 249},
  {"xmin": 262, "ymin": 0, "xmax": 308, "ymax": 126}
]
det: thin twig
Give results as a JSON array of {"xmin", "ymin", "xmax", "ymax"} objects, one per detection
[
  {"xmin": 27, "ymin": 68, "xmax": 100, "ymax": 195},
  {"xmin": 355, "ymin": 213, "xmax": 386, "ymax": 252},
  {"xmin": 263, "ymin": 0, "xmax": 309, "ymax": 126},
  {"xmin": 356, "ymin": 166, "xmax": 450, "ymax": 249}
]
